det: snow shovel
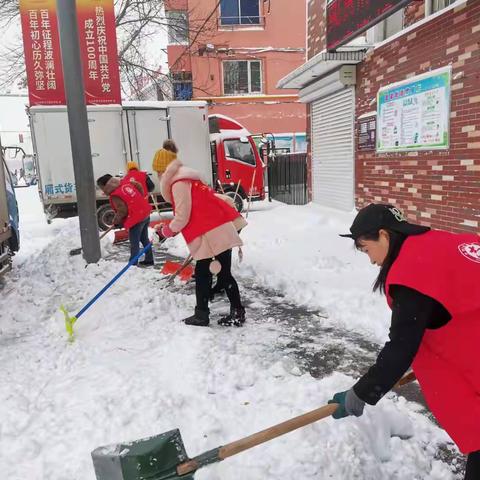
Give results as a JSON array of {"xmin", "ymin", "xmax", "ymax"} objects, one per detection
[
  {"xmin": 91, "ymin": 372, "xmax": 416, "ymax": 479},
  {"xmin": 69, "ymin": 225, "xmax": 114, "ymax": 256},
  {"xmin": 61, "ymin": 241, "xmax": 159, "ymax": 342},
  {"xmin": 165, "ymin": 255, "xmax": 194, "ymax": 285}
]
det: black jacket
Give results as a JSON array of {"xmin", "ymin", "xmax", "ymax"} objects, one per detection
[{"xmin": 354, "ymin": 285, "xmax": 451, "ymax": 405}]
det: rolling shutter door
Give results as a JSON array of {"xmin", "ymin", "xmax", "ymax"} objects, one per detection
[{"xmin": 311, "ymin": 87, "xmax": 354, "ymax": 211}]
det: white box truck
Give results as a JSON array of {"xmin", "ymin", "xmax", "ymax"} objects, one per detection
[
  {"xmin": 28, "ymin": 101, "xmax": 211, "ymax": 227},
  {"xmin": 29, "ymin": 101, "xmax": 266, "ymax": 229}
]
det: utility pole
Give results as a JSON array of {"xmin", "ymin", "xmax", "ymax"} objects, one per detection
[{"xmin": 56, "ymin": 0, "xmax": 101, "ymax": 263}]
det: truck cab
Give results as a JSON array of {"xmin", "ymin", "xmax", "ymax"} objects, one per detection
[{"xmin": 209, "ymin": 114, "xmax": 265, "ymax": 212}]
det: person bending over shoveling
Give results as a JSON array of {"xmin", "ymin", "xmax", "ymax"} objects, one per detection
[
  {"xmin": 328, "ymin": 204, "xmax": 480, "ymax": 480},
  {"xmin": 97, "ymin": 174, "xmax": 154, "ymax": 267}
]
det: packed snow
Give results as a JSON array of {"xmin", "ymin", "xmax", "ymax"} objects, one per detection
[{"xmin": 0, "ymin": 187, "xmax": 461, "ymax": 479}]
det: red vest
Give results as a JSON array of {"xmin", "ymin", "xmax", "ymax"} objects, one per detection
[
  {"xmin": 110, "ymin": 180, "xmax": 152, "ymax": 229},
  {"xmin": 386, "ymin": 230, "xmax": 480, "ymax": 453},
  {"xmin": 171, "ymin": 179, "xmax": 239, "ymax": 244},
  {"xmin": 124, "ymin": 170, "xmax": 149, "ymax": 198}
]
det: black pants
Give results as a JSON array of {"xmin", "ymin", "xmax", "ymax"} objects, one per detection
[
  {"xmin": 195, "ymin": 249, "xmax": 242, "ymax": 312},
  {"xmin": 465, "ymin": 451, "xmax": 480, "ymax": 480}
]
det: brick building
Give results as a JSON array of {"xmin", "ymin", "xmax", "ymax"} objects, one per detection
[{"xmin": 279, "ymin": 0, "xmax": 480, "ymax": 233}]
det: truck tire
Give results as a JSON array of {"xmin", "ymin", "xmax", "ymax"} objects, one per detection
[
  {"xmin": 97, "ymin": 204, "xmax": 115, "ymax": 231},
  {"xmin": 225, "ymin": 190, "xmax": 244, "ymax": 213}
]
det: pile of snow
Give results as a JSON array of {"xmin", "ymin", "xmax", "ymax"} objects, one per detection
[{"xmin": 0, "ymin": 188, "xmax": 460, "ymax": 479}]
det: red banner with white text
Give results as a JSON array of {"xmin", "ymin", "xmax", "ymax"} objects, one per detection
[
  {"xmin": 20, "ymin": 0, "xmax": 121, "ymax": 106},
  {"xmin": 77, "ymin": 0, "xmax": 122, "ymax": 104},
  {"xmin": 20, "ymin": 0, "xmax": 66, "ymax": 106}
]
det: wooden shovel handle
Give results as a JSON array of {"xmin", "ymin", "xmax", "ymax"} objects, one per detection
[
  {"xmin": 177, "ymin": 371, "xmax": 417, "ymax": 476},
  {"xmin": 219, "ymin": 371, "xmax": 417, "ymax": 461},
  {"xmin": 218, "ymin": 403, "xmax": 337, "ymax": 461}
]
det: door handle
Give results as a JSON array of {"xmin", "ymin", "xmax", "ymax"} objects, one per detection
[{"xmin": 225, "ymin": 169, "xmax": 231, "ymax": 179}]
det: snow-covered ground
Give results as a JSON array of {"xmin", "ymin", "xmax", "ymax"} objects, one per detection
[{"xmin": 0, "ymin": 187, "xmax": 461, "ymax": 479}]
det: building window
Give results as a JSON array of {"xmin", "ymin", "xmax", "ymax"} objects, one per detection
[
  {"xmin": 431, "ymin": 0, "xmax": 456, "ymax": 12},
  {"xmin": 220, "ymin": 0, "xmax": 260, "ymax": 25},
  {"xmin": 166, "ymin": 11, "xmax": 189, "ymax": 45},
  {"xmin": 224, "ymin": 139, "xmax": 256, "ymax": 166},
  {"xmin": 171, "ymin": 72, "xmax": 193, "ymax": 100},
  {"xmin": 367, "ymin": 8, "xmax": 404, "ymax": 43},
  {"xmin": 223, "ymin": 60, "xmax": 262, "ymax": 95}
]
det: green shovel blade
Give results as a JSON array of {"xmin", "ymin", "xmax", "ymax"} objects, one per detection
[
  {"xmin": 92, "ymin": 429, "xmax": 195, "ymax": 480},
  {"xmin": 60, "ymin": 306, "xmax": 77, "ymax": 342}
]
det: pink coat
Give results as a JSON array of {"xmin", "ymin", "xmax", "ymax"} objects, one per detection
[{"xmin": 160, "ymin": 160, "xmax": 247, "ymax": 260}]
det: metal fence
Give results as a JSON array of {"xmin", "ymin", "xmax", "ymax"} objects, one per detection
[{"xmin": 267, "ymin": 153, "xmax": 308, "ymax": 205}]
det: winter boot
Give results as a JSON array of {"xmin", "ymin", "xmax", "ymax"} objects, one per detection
[
  {"xmin": 184, "ymin": 307, "xmax": 210, "ymax": 327},
  {"xmin": 218, "ymin": 306, "xmax": 246, "ymax": 327}
]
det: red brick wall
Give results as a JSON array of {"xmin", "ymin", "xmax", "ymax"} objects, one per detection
[
  {"xmin": 356, "ymin": 1, "xmax": 480, "ymax": 233},
  {"xmin": 307, "ymin": 0, "xmax": 326, "ymax": 59}
]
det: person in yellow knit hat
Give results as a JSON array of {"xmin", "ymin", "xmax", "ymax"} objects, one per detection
[{"xmin": 152, "ymin": 139, "xmax": 178, "ymax": 180}]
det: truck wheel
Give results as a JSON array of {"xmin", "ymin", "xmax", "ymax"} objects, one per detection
[
  {"xmin": 225, "ymin": 191, "xmax": 244, "ymax": 213},
  {"xmin": 97, "ymin": 204, "xmax": 115, "ymax": 231}
]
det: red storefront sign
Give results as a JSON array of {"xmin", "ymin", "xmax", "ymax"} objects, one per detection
[
  {"xmin": 327, "ymin": 0, "xmax": 412, "ymax": 51},
  {"xmin": 77, "ymin": 0, "xmax": 122, "ymax": 105},
  {"xmin": 20, "ymin": 0, "xmax": 121, "ymax": 106},
  {"xmin": 20, "ymin": 0, "xmax": 66, "ymax": 106}
]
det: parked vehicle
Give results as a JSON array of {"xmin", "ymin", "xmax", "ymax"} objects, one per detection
[
  {"xmin": 28, "ymin": 101, "xmax": 265, "ymax": 229},
  {"xmin": 0, "ymin": 143, "xmax": 20, "ymax": 278},
  {"xmin": 3, "ymin": 146, "xmax": 37, "ymax": 187}
]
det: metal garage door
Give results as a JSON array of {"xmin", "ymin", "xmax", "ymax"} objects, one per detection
[{"xmin": 311, "ymin": 87, "xmax": 354, "ymax": 210}]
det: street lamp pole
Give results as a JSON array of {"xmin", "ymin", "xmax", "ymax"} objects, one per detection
[{"xmin": 56, "ymin": 0, "xmax": 101, "ymax": 263}]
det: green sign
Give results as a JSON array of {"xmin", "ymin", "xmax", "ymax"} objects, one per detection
[{"xmin": 377, "ymin": 66, "xmax": 451, "ymax": 152}]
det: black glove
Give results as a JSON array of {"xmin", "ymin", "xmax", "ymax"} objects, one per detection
[{"xmin": 328, "ymin": 388, "xmax": 365, "ymax": 419}]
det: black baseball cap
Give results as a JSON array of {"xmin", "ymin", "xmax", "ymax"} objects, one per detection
[{"xmin": 340, "ymin": 204, "xmax": 430, "ymax": 240}]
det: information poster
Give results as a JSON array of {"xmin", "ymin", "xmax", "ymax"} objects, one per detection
[{"xmin": 377, "ymin": 67, "xmax": 451, "ymax": 152}]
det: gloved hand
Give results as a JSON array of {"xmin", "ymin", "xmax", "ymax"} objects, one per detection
[
  {"xmin": 160, "ymin": 223, "xmax": 176, "ymax": 238},
  {"xmin": 328, "ymin": 388, "xmax": 365, "ymax": 420}
]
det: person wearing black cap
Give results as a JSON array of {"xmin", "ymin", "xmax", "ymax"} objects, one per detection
[{"xmin": 328, "ymin": 203, "xmax": 480, "ymax": 480}]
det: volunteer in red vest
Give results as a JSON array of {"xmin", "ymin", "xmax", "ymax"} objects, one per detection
[
  {"xmin": 96, "ymin": 174, "xmax": 154, "ymax": 267},
  {"xmin": 328, "ymin": 203, "xmax": 480, "ymax": 480},
  {"xmin": 154, "ymin": 154, "xmax": 247, "ymax": 327},
  {"xmin": 123, "ymin": 161, "xmax": 155, "ymax": 200}
]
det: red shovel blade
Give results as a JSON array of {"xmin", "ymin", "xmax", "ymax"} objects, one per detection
[
  {"xmin": 179, "ymin": 264, "xmax": 194, "ymax": 282},
  {"xmin": 161, "ymin": 261, "xmax": 194, "ymax": 282},
  {"xmin": 161, "ymin": 260, "xmax": 183, "ymax": 275},
  {"xmin": 114, "ymin": 229, "xmax": 129, "ymax": 243}
]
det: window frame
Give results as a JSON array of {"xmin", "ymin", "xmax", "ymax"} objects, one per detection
[
  {"xmin": 223, "ymin": 138, "xmax": 257, "ymax": 167},
  {"xmin": 222, "ymin": 59, "xmax": 263, "ymax": 96},
  {"xmin": 430, "ymin": 0, "xmax": 456, "ymax": 13},
  {"xmin": 219, "ymin": 0, "xmax": 261, "ymax": 26},
  {"xmin": 166, "ymin": 10, "xmax": 189, "ymax": 45}
]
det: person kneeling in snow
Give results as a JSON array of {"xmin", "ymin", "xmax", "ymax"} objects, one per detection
[
  {"xmin": 328, "ymin": 204, "xmax": 480, "ymax": 480},
  {"xmin": 153, "ymin": 153, "xmax": 247, "ymax": 327},
  {"xmin": 97, "ymin": 174, "xmax": 154, "ymax": 267}
]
